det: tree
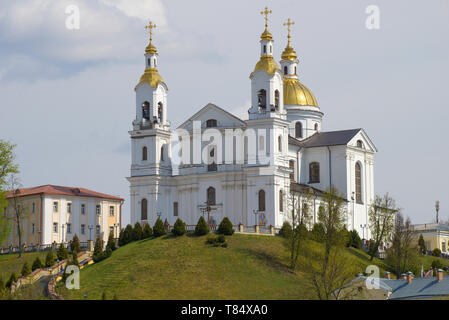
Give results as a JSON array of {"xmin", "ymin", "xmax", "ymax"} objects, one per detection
[
  {"xmin": 194, "ymin": 216, "xmax": 209, "ymax": 236},
  {"xmin": 385, "ymin": 213, "xmax": 420, "ymax": 277},
  {"xmin": 172, "ymin": 218, "xmax": 186, "ymax": 236},
  {"xmin": 70, "ymin": 234, "xmax": 81, "ymax": 254},
  {"xmin": 32, "ymin": 257, "xmax": 43, "ymax": 271},
  {"xmin": 347, "ymin": 230, "xmax": 361, "ymax": 249},
  {"xmin": 45, "ymin": 250, "xmax": 55, "ymax": 267},
  {"xmin": 153, "ymin": 218, "xmax": 166, "ymax": 237},
  {"xmin": 418, "ymin": 234, "xmax": 426, "ymax": 255},
  {"xmin": 368, "ymin": 193, "xmax": 397, "ymax": 261},
  {"xmin": 217, "ymin": 217, "xmax": 234, "ymax": 236},
  {"xmin": 92, "ymin": 236, "xmax": 104, "ymax": 262},
  {"xmin": 106, "ymin": 232, "xmax": 116, "ymax": 251},
  {"xmin": 132, "ymin": 222, "xmax": 143, "ymax": 241},
  {"xmin": 432, "ymin": 248, "xmax": 442, "ymax": 257},
  {"xmin": 279, "ymin": 221, "xmax": 292, "ymax": 238},
  {"xmin": 21, "ymin": 262, "xmax": 31, "ymax": 276},
  {"xmin": 121, "ymin": 224, "xmax": 133, "ymax": 245},
  {"xmin": 57, "ymin": 243, "xmax": 69, "ymax": 261},
  {"xmin": 7, "ymin": 174, "xmax": 28, "ymax": 257},
  {"xmin": 311, "ymin": 223, "xmax": 325, "ymax": 243},
  {"xmin": 142, "ymin": 223, "xmax": 153, "ymax": 238},
  {"xmin": 71, "ymin": 251, "xmax": 80, "ymax": 267}
]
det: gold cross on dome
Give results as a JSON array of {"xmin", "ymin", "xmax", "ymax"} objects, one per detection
[
  {"xmin": 145, "ymin": 21, "xmax": 157, "ymax": 43},
  {"xmin": 260, "ymin": 7, "xmax": 272, "ymax": 29},
  {"xmin": 283, "ymin": 18, "xmax": 295, "ymax": 45}
]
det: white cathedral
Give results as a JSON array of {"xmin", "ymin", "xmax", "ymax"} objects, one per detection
[{"xmin": 127, "ymin": 14, "xmax": 376, "ymax": 239}]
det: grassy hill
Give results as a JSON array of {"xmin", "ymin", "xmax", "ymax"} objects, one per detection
[
  {"xmin": 57, "ymin": 233, "xmax": 390, "ymax": 300},
  {"xmin": 0, "ymin": 251, "xmax": 48, "ymax": 281}
]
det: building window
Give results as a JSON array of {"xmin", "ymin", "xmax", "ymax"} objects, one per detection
[
  {"xmin": 279, "ymin": 190, "xmax": 284, "ymax": 212},
  {"xmin": 208, "ymin": 147, "xmax": 217, "ymax": 172},
  {"xmin": 295, "ymin": 122, "xmax": 303, "ymax": 139},
  {"xmin": 314, "ymin": 123, "xmax": 319, "ymax": 131},
  {"xmin": 274, "ymin": 90, "xmax": 280, "ymax": 109},
  {"xmin": 357, "ymin": 140, "xmax": 364, "ymax": 149},
  {"xmin": 53, "ymin": 222, "xmax": 58, "ymax": 233},
  {"xmin": 109, "ymin": 226, "xmax": 114, "ymax": 236},
  {"xmin": 289, "ymin": 160, "xmax": 295, "ymax": 180},
  {"xmin": 67, "ymin": 223, "xmax": 72, "ymax": 234},
  {"xmin": 284, "ymin": 66, "xmax": 288, "ymax": 75},
  {"xmin": 309, "ymin": 162, "xmax": 320, "ymax": 183},
  {"xmin": 31, "ymin": 202, "xmax": 35, "ymax": 214},
  {"xmin": 258, "ymin": 135, "xmax": 265, "ymax": 151},
  {"xmin": 142, "ymin": 146, "xmax": 148, "ymax": 161},
  {"xmin": 141, "ymin": 198, "xmax": 148, "ymax": 220},
  {"xmin": 31, "ymin": 223, "xmax": 35, "ymax": 235},
  {"xmin": 81, "ymin": 204, "xmax": 86, "ymax": 215},
  {"xmin": 109, "ymin": 206, "xmax": 115, "ymax": 217},
  {"xmin": 258, "ymin": 190, "xmax": 266, "ymax": 212},
  {"xmin": 158, "ymin": 102, "xmax": 163, "ymax": 123},
  {"xmin": 263, "ymin": 45, "xmax": 266, "ymax": 53},
  {"xmin": 173, "ymin": 202, "xmax": 178, "ymax": 216},
  {"xmin": 294, "ymin": 66, "xmax": 297, "ymax": 75},
  {"xmin": 355, "ymin": 162, "xmax": 362, "ymax": 204},
  {"xmin": 96, "ymin": 225, "xmax": 100, "ymax": 235},
  {"xmin": 53, "ymin": 202, "xmax": 58, "ymax": 212},
  {"xmin": 67, "ymin": 202, "xmax": 72, "ymax": 214},
  {"xmin": 207, "ymin": 187, "xmax": 216, "ymax": 205},
  {"xmin": 443, "ymin": 240, "xmax": 447, "ymax": 253},
  {"xmin": 257, "ymin": 89, "xmax": 267, "ymax": 109},
  {"xmin": 142, "ymin": 101, "xmax": 150, "ymax": 120},
  {"xmin": 278, "ymin": 136, "xmax": 282, "ymax": 152},
  {"xmin": 81, "ymin": 224, "xmax": 86, "ymax": 235},
  {"xmin": 96, "ymin": 205, "xmax": 101, "ymax": 216},
  {"xmin": 160, "ymin": 146, "xmax": 164, "ymax": 162},
  {"xmin": 206, "ymin": 119, "xmax": 217, "ymax": 128}
]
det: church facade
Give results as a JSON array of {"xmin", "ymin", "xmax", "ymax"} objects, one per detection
[{"xmin": 127, "ymin": 14, "xmax": 376, "ymax": 239}]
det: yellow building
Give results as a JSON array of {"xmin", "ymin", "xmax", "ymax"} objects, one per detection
[
  {"xmin": 2, "ymin": 185, "xmax": 124, "ymax": 249},
  {"xmin": 412, "ymin": 223, "xmax": 449, "ymax": 254}
]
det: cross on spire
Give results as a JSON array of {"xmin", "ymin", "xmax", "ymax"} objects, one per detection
[
  {"xmin": 260, "ymin": 6, "xmax": 272, "ymax": 30},
  {"xmin": 145, "ymin": 21, "xmax": 157, "ymax": 44},
  {"xmin": 283, "ymin": 18, "xmax": 295, "ymax": 46}
]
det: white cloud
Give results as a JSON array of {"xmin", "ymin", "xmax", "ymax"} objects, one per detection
[{"xmin": 99, "ymin": 0, "xmax": 166, "ymax": 25}]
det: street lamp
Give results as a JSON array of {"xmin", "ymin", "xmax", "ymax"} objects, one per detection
[
  {"xmin": 436, "ymin": 201, "xmax": 440, "ymax": 224},
  {"xmin": 360, "ymin": 224, "xmax": 366, "ymax": 240},
  {"xmin": 253, "ymin": 209, "xmax": 259, "ymax": 226},
  {"xmin": 351, "ymin": 191, "xmax": 355, "ymax": 230},
  {"xmin": 88, "ymin": 225, "xmax": 93, "ymax": 241},
  {"xmin": 61, "ymin": 224, "xmax": 65, "ymax": 244}
]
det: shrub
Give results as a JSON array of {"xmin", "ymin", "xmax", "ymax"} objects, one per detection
[
  {"xmin": 71, "ymin": 251, "xmax": 80, "ymax": 267},
  {"xmin": 21, "ymin": 262, "xmax": 31, "ymax": 277},
  {"xmin": 311, "ymin": 223, "xmax": 325, "ymax": 243},
  {"xmin": 431, "ymin": 259, "xmax": 443, "ymax": 270},
  {"xmin": 153, "ymin": 218, "xmax": 166, "ymax": 237},
  {"xmin": 70, "ymin": 234, "xmax": 81, "ymax": 254},
  {"xmin": 32, "ymin": 257, "xmax": 43, "ymax": 271},
  {"xmin": 132, "ymin": 223, "xmax": 143, "ymax": 241},
  {"xmin": 195, "ymin": 216, "xmax": 209, "ymax": 236},
  {"xmin": 118, "ymin": 229, "xmax": 124, "ymax": 246},
  {"xmin": 57, "ymin": 243, "xmax": 69, "ymax": 261},
  {"xmin": 279, "ymin": 222, "xmax": 292, "ymax": 238},
  {"xmin": 106, "ymin": 232, "xmax": 116, "ymax": 251},
  {"xmin": 206, "ymin": 234, "xmax": 227, "ymax": 247},
  {"xmin": 45, "ymin": 250, "xmax": 56, "ymax": 267},
  {"xmin": 172, "ymin": 218, "xmax": 186, "ymax": 236},
  {"xmin": 347, "ymin": 230, "xmax": 361, "ymax": 249},
  {"xmin": 418, "ymin": 234, "xmax": 426, "ymax": 255},
  {"xmin": 143, "ymin": 223, "xmax": 153, "ymax": 238},
  {"xmin": 432, "ymin": 248, "xmax": 442, "ymax": 257},
  {"xmin": 92, "ymin": 236, "xmax": 105, "ymax": 263},
  {"xmin": 6, "ymin": 273, "xmax": 17, "ymax": 288},
  {"xmin": 217, "ymin": 217, "xmax": 234, "ymax": 235}
]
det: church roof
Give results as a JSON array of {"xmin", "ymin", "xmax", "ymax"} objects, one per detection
[{"xmin": 291, "ymin": 129, "xmax": 362, "ymax": 148}]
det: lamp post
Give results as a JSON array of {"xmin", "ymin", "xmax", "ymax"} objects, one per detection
[
  {"xmin": 351, "ymin": 191, "xmax": 355, "ymax": 230},
  {"xmin": 360, "ymin": 224, "xmax": 366, "ymax": 240},
  {"xmin": 114, "ymin": 223, "xmax": 118, "ymax": 238},
  {"xmin": 61, "ymin": 224, "xmax": 65, "ymax": 244},
  {"xmin": 436, "ymin": 200, "xmax": 440, "ymax": 224},
  {"xmin": 253, "ymin": 209, "xmax": 259, "ymax": 226},
  {"xmin": 88, "ymin": 225, "xmax": 93, "ymax": 241}
]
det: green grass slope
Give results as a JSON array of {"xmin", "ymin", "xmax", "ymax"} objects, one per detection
[
  {"xmin": 0, "ymin": 251, "xmax": 48, "ymax": 281},
  {"xmin": 58, "ymin": 234, "xmax": 391, "ymax": 300}
]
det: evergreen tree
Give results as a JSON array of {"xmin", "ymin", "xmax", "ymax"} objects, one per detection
[
  {"xmin": 118, "ymin": 228, "xmax": 124, "ymax": 246},
  {"xmin": 195, "ymin": 216, "xmax": 209, "ymax": 236},
  {"xmin": 92, "ymin": 236, "xmax": 105, "ymax": 263},
  {"xmin": 279, "ymin": 221, "xmax": 293, "ymax": 238},
  {"xmin": 348, "ymin": 230, "xmax": 362, "ymax": 249},
  {"xmin": 123, "ymin": 224, "xmax": 133, "ymax": 244},
  {"xmin": 418, "ymin": 234, "xmax": 426, "ymax": 255},
  {"xmin": 143, "ymin": 223, "xmax": 153, "ymax": 238},
  {"xmin": 311, "ymin": 223, "xmax": 325, "ymax": 243},
  {"xmin": 21, "ymin": 262, "xmax": 31, "ymax": 276},
  {"xmin": 45, "ymin": 250, "xmax": 56, "ymax": 267},
  {"xmin": 172, "ymin": 218, "xmax": 186, "ymax": 236},
  {"xmin": 57, "ymin": 243, "xmax": 69, "ymax": 261},
  {"xmin": 106, "ymin": 232, "xmax": 116, "ymax": 251},
  {"xmin": 153, "ymin": 218, "xmax": 166, "ymax": 237},
  {"xmin": 132, "ymin": 222, "xmax": 143, "ymax": 241},
  {"xmin": 32, "ymin": 257, "xmax": 43, "ymax": 271},
  {"xmin": 71, "ymin": 251, "xmax": 80, "ymax": 267},
  {"xmin": 71, "ymin": 234, "xmax": 81, "ymax": 254},
  {"xmin": 217, "ymin": 217, "xmax": 234, "ymax": 235}
]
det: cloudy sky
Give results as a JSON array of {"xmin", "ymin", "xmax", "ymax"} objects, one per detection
[{"xmin": 0, "ymin": 0, "xmax": 448, "ymax": 225}]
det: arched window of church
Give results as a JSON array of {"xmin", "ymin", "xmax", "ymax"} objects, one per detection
[
  {"xmin": 141, "ymin": 198, "xmax": 148, "ymax": 220},
  {"xmin": 142, "ymin": 146, "xmax": 148, "ymax": 161},
  {"xmin": 289, "ymin": 160, "xmax": 295, "ymax": 180},
  {"xmin": 295, "ymin": 122, "xmax": 303, "ymax": 138},
  {"xmin": 142, "ymin": 101, "xmax": 150, "ymax": 120},
  {"xmin": 207, "ymin": 187, "xmax": 216, "ymax": 205},
  {"xmin": 160, "ymin": 146, "xmax": 164, "ymax": 162},
  {"xmin": 206, "ymin": 119, "xmax": 217, "ymax": 128},
  {"xmin": 279, "ymin": 190, "xmax": 284, "ymax": 212},
  {"xmin": 259, "ymin": 135, "xmax": 265, "ymax": 151},
  {"xmin": 357, "ymin": 140, "xmax": 364, "ymax": 149},
  {"xmin": 158, "ymin": 102, "xmax": 163, "ymax": 123},
  {"xmin": 294, "ymin": 66, "xmax": 297, "ymax": 75},
  {"xmin": 258, "ymin": 89, "xmax": 267, "ymax": 109},
  {"xmin": 278, "ymin": 135, "xmax": 282, "ymax": 152},
  {"xmin": 263, "ymin": 45, "xmax": 267, "ymax": 53},
  {"xmin": 309, "ymin": 162, "xmax": 320, "ymax": 183},
  {"xmin": 208, "ymin": 146, "xmax": 217, "ymax": 171},
  {"xmin": 284, "ymin": 66, "xmax": 288, "ymax": 75},
  {"xmin": 274, "ymin": 90, "xmax": 280, "ymax": 109},
  {"xmin": 355, "ymin": 162, "xmax": 362, "ymax": 204},
  {"xmin": 258, "ymin": 190, "xmax": 266, "ymax": 212},
  {"xmin": 314, "ymin": 123, "xmax": 319, "ymax": 131}
]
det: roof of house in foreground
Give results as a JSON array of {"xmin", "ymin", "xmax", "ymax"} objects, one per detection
[
  {"xmin": 6, "ymin": 185, "xmax": 124, "ymax": 201},
  {"xmin": 289, "ymin": 129, "xmax": 362, "ymax": 148}
]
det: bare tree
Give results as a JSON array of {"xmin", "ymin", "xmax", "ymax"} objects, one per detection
[
  {"xmin": 368, "ymin": 193, "xmax": 397, "ymax": 261},
  {"xmin": 7, "ymin": 174, "xmax": 28, "ymax": 257}
]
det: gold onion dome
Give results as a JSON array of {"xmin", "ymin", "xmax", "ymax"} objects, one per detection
[
  {"xmin": 260, "ymin": 29, "xmax": 273, "ymax": 41},
  {"xmin": 283, "ymin": 78, "xmax": 318, "ymax": 107},
  {"xmin": 251, "ymin": 55, "xmax": 280, "ymax": 77},
  {"xmin": 137, "ymin": 68, "xmax": 163, "ymax": 89},
  {"xmin": 145, "ymin": 42, "xmax": 157, "ymax": 54},
  {"xmin": 281, "ymin": 45, "xmax": 297, "ymax": 61}
]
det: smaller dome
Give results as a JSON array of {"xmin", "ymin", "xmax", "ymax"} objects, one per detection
[
  {"xmin": 283, "ymin": 78, "xmax": 318, "ymax": 107},
  {"xmin": 251, "ymin": 55, "xmax": 280, "ymax": 77},
  {"xmin": 281, "ymin": 45, "xmax": 297, "ymax": 61},
  {"xmin": 136, "ymin": 68, "xmax": 164, "ymax": 89},
  {"xmin": 145, "ymin": 43, "xmax": 157, "ymax": 54},
  {"xmin": 260, "ymin": 29, "xmax": 273, "ymax": 41}
]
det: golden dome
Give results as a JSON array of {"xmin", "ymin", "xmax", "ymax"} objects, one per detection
[
  {"xmin": 260, "ymin": 29, "xmax": 273, "ymax": 41},
  {"xmin": 251, "ymin": 55, "xmax": 280, "ymax": 77},
  {"xmin": 145, "ymin": 43, "xmax": 157, "ymax": 54},
  {"xmin": 283, "ymin": 78, "xmax": 318, "ymax": 107},
  {"xmin": 281, "ymin": 45, "xmax": 297, "ymax": 61},
  {"xmin": 136, "ymin": 68, "xmax": 163, "ymax": 89}
]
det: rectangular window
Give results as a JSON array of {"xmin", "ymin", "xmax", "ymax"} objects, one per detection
[
  {"xmin": 96, "ymin": 205, "xmax": 101, "ymax": 216},
  {"xmin": 96, "ymin": 225, "xmax": 100, "ymax": 235},
  {"xmin": 81, "ymin": 204, "xmax": 86, "ymax": 215},
  {"xmin": 31, "ymin": 223, "xmax": 35, "ymax": 235},
  {"xmin": 173, "ymin": 202, "xmax": 178, "ymax": 216},
  {"xmin": 53, "ymin": 222, "xmax": 58, "ymax": 233},
  {"xmin": 109, "ymin": 206, "xmax": 115, "ymax": 217},
  {"xmin": 53, "ymin": 202, "xmax": 58, "ymax": 212},
  {"xmin": 109, "ymin": 226, "xmax": 114, "ymax": 235},
  {"xmin": 67, "ymin": 202, "xmax": 72, "ymax": 214},
  {"xmin": 67, "ymin": 223, "xmax": 72, "ymax": 234},
  {"xmin": 31, "ymin": 202, "xmax": 35, "ymax": 214},
  {"xmin": 81, "ymin": 224, "xmax": 86, "ymax": 235}
]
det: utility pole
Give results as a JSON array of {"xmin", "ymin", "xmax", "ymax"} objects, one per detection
[{"xmin": 436, "ymin": 200, "xmax": 440, "ymax": 224}]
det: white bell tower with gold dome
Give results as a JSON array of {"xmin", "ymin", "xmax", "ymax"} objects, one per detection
[{"xmin": 280, "ymin": 18, "xmax": 323, "ymax": 140}]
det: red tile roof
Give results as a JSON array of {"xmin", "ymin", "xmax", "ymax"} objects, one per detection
[{"xmin": 6, "ymin": 185, "xmax": 124, "ymax": 201}]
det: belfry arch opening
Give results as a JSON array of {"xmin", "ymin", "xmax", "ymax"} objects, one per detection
[
  {"xmin": 142, "ymin": 101, "xmax": 150, "ymax": 120},
  {"xmin": 257, "ymin": 89, "xmax": 267, "ymax": 110}
]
